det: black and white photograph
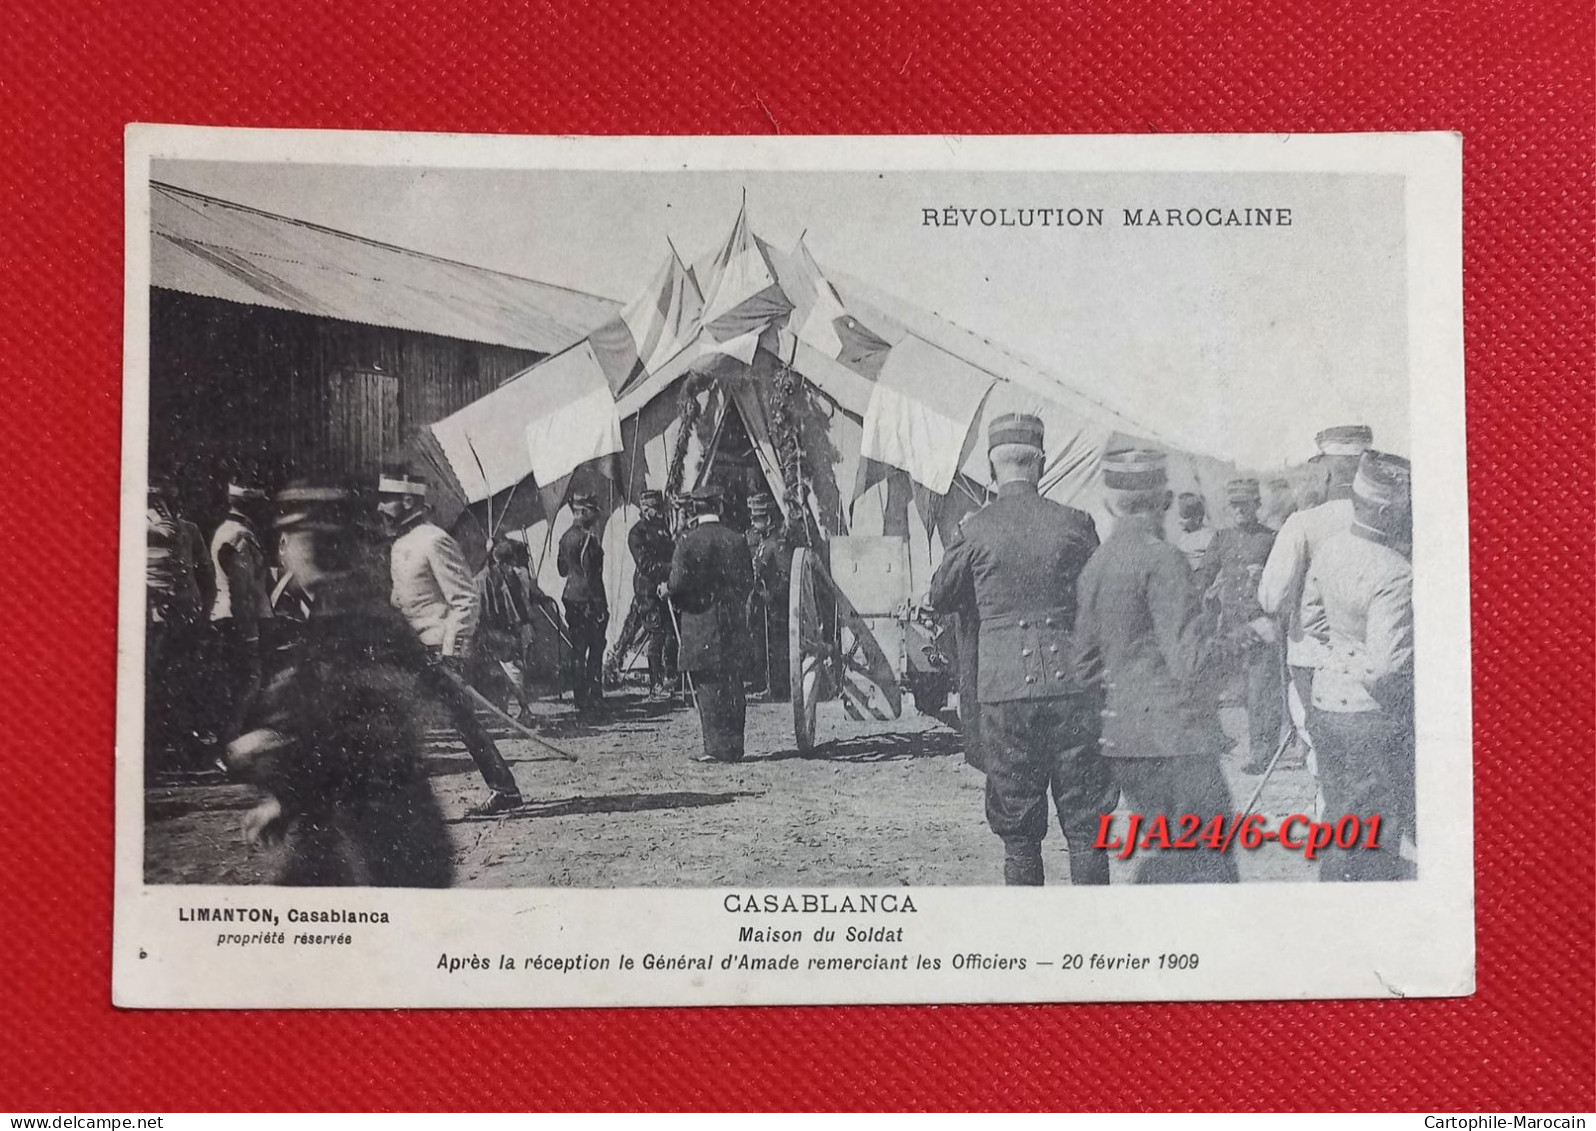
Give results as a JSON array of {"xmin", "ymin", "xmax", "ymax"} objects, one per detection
[{"xmin": 115, "ymin": 129, "xmax": 1472, "ymax": 1008}]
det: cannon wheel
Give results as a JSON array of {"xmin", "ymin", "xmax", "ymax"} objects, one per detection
[
  {"xmin": 789, "ymin": 546, "xmax": 826, "ymax": 755},
  {"xmin": 789, "ymin": 546, "xmax": 904, "ymax": 755}
]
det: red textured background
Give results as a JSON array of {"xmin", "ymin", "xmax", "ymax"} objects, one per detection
[{"xmin": 2, "ymin": 0, "xmax": 1591, "ymax": 1112}]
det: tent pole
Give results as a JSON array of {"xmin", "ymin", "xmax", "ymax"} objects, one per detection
[{"xmin": 463, "ymin": 435, "xmax": 497, "ymax": 540}]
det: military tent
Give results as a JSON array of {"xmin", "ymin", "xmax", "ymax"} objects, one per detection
[{"xmin": 418, "ymin": 203, "xmax": 1245, "ymax": 648}]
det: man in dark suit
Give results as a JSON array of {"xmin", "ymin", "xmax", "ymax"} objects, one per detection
[
  {"xmin": 557, "ymin": 493, "xmax": 607, "ymax": 714},
  {"xmin": 666, "ymin": 485, "xmax": 755, "ymax": 762},
  {"xmin": 927, "ymin": 413, "xmax": 1118, "ymax": 886}
]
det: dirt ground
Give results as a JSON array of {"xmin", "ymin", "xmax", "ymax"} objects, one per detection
[{"xmin": 145, "ymin": 685, "xmax": 1353, "ymax": 887}]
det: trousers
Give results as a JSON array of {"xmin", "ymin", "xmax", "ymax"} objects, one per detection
[
  {"xmin": 1108, "ymin": 755, "xmax": 1240, "ymax": 884},
  {"xmin": 1312, "ymin": 709, "xmax": 1414, "ymax": 882},
  {"xmin": 209, "ymin": 619, "xmax": 262, "ymax": 744},
  {"xmin": 639, "ymin": 592, "xmax": 678, "ymax": 687},
  {"xmin": 564, "ymin": 599, "xmax": 608, "ymax": 708},
  {"xmin": 981, "ymin": 697, "xmax": 1117, "ymax": 885},
  {"xmin": 418, "ymin": 663, "xmax": 520, "ymax": 798},
  {"xmin": 691, "ymin": 669, "xmax": 747, "ymax": 761},
  {"xmin": 1243, "ymin": 643, "xmax": 1285, "ymax": 765}
]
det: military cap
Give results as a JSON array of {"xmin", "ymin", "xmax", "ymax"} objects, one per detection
[
  {"xmin": 1176, "ymin": 491, "xmax": 1206, "ymax": 518},
  {"xmin": 275, "ymin": 484, "xmax": 357, "ymax": 532},
  {"xmin": 569, "ymin": 492, "xmax": 599, "ymax": 512},
  {"xmin": 1353, "ymin": 451, "xmax": 1411, "ymax": 508},
  {"xmin": 691, "ymin": 483, "xmax": 724, "ymax": 502},
  {"xmin": 639, "ymin": 489, "xmax": 665, "ymax": 505},
  {"xmin": 376, "ymin": 472, "xmax": 428, "ymax": 497},
  {"xmin": 988, "ymin": 412, "xmax": 1045, "ymax": 452},
  {"xmin": 1315, "ymin": 424, "xmax": 1374, "ymax": 458},
  {"xmin": 748, "ymin": 492, "xmax": 773, "ymax": 514},
  {"xmin": 1225, "ymin": 477, "xmax": 1262, "ymax": 502},
  {"xmin": 1101, "ymin": 448, "xmax": 1167, "ymax": 491},
  {"xmin": 227, "ymin": 480, "xmax": 268, "ymax": 502}
]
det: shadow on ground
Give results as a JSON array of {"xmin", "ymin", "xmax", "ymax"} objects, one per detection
[
  {"xmin": 757, "ymin": 726, "xmax": 967, "ymax": 764},
  {"xmin": 454, "ymin": 789, "xmax": 760, "ymax": 823}
]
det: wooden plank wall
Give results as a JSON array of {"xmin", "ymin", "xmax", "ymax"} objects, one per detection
[{"xmin": 148, "ymin": 290, "xmax": 542, "ymax": 529}]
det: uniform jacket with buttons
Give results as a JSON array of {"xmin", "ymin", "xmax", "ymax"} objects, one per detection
[
  {"xmin": 1075, "ymin": 515, "xmax": 1260, "ymax": 758},
  {"xmin": 388, "ymin": 518, "xmax": 480, "ymax": 658},
  {"xmin": 927, "ymin": 480, "xmax": 1099, "ymax": 703},
  {"xmin": 1257, "ymin": 494, "xmax": 1354, "ymax": 668},
  {"xmin": 1300, "ymin": 526, "xmax": 1413, "ymax": 716},
  {"xmin": 667, "ymin": 517, "xmax": 755, "ymax": 673},
  {"xmin": 557, "ymin": 523, "xmax": 607, "ymax": 606}
]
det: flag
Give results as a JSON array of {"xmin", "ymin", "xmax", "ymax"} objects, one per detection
[
  {"xmin": 587, "ymin": 247, "xmax": 703, "ymax": 397},
  {"xmin": 861, "ymin": 334, "xmax": 996, "ymax": 495},
  {"xmin": 429, "ymin": 339, "xmax": 623, "ymax": 503},
  {"xmin": 782, "ymin": 236, "xmax": 891, "ymax": 378},
  {"xmin": 696, "ymin": 201, "xmax": 791, "ymax": 342}
]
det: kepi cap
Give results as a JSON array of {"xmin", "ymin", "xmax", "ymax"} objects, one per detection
[
  {"xmin": 988, "ymin": 412, "xmax": 1045, "ymax": 452},
  {"xmin": 1225, "ymin": 477, "xmax": 1262, "ymax": 502},
  {"xmin": 1315, "ymin": 424, "xmax": 1374, "ymax": 458},
  {"xmin": 691, "ymin": 483, "xmax": 724, "ymax": 503},
  {"xmin": 275, "ymin": 484, "xmax": 357, "ymax": 532},
  {"xmin": 639, "ymin": 489, "xmax": 665, "ymax": 505},
  {"xmin": 1176, "ymin": 491, "xmax": 1206, "ymax": 518},
  {"xmin": 569, "ymin": 492, "xmax": 598, "ymax": 512},
  {"xmin": 376, "ymin": 472, "xmax": 428, "ymax": 498},
  {"xmin": 228, "ymin": 480, "xmax": 268, "ymax": 502},
  {"xmin": 1353, "ymin": 451, "xmax": 1411, "ymax": 508},
  {"xmin": 1101, "ymin": 448, "xmax": 1167, "ymax": 491}
]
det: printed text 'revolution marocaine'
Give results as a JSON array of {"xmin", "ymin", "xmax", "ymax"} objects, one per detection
[{"xmin": 921, "ymin": 206, "xmax": 1294, "ymax": 228}]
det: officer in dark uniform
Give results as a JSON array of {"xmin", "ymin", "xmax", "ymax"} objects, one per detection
[
  {"xmin": 557, "ymin": 493, "xmax": 608, "ymax": 713},
  {"xmin": 927, "ymin": 413, "xmax": 1117, "ymax": 887},
  {"xmin": 1075, "ymin": 450, "xmax": 1275, "ymax": 884},
  {"xmin": 628, "ymin": 489, "xmax": 678, "ymax": 697},
  {"xmin": 667, "ymin": 485, "xmax": 755, "ymax": 762},
  {"xmin": 1196, "ymin": 478, "xmax": 1284, "ymax": 773},
  {"xmin": 226, "ymin": 482, "xmax": 452, "ymax": 887}
]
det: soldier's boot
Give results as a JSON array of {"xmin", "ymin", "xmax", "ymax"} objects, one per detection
[
  {"xmin": 1002, "ymin": 838, "xmax": 1045, "ymax": 886},
  {"xmin": 1066, "ymin": 845, "xmax": 1111, "ymax": 886}
]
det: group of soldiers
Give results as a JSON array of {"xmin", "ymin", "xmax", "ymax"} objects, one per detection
[
  {"xmin": 928, "ymin": 415, "xmax": 1413, "ymax": 886},
  {"xmin": 144, "ymin": 461, "xmax": 802, "ymax": 884},
  {"xmin": 613, "ymin": 487, "xmax": 796, "ymax": 708},
  {"xmin": 145, "ymin": 407, "xmax": 1413, "ymax": 889}
]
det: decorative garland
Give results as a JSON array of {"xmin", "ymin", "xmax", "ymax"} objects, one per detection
[
  {"xmin": 665, "ymin": 371, "xmax": 715, "ymax": 497},
  {"xmin": 769, "ymin": 361, "xmax": 806, "ymax": 504}
]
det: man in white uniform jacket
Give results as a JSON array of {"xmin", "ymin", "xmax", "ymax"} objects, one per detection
[
  {"xmin": 378, "ymin": 472, "xmax": 523, "ymax": 816},
  {"xmin": 1257, "ymin": 424, "xmax": 1373, "ymax": 763}
]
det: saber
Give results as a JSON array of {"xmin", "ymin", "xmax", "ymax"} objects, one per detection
[
  {"xmin": 434, "ymin": 662, "xmax": 578, "ymax": 762},
  {"xmin": 1238, "ymin": 614, "xmax": 1299, "ymax": 819},
  {"xmin": 535, "ymin": 601, "xmax": 575, "ymax": 650},
  {"xmin": 663, "ymin": 596, "xmax": 696, "ymax": 706},
  {"xmin": 1237, "ymin": 727, "xmax": 1294, "ymax": 820}
]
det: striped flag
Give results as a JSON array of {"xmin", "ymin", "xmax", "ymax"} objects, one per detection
[
  {"xmin": 429, "ymin": 338, "xmax": 622, "ymax": 503},
  {"xmin": 861, "ymin": 334, "xmax": 996, "ymax": 495},
  {"xmin": 588, "ymin": 247, "xmax": 703, "ymax": 397},
  {"xmin": 696, "ymin": 201, "xmax": 792, "ymax": 343},
  {"xmin": 782, "ymin": 236, "xmax": 891, "ymax": 377}
]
